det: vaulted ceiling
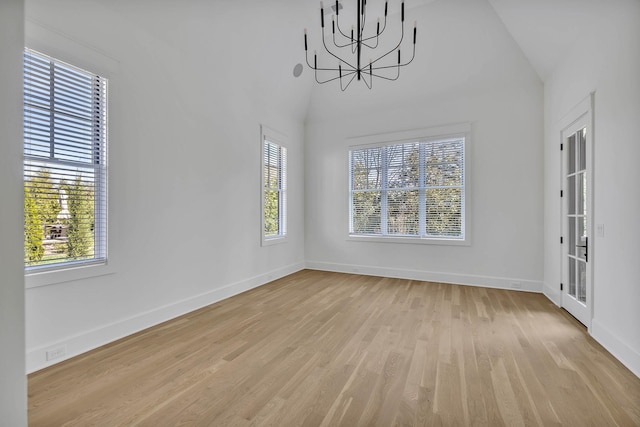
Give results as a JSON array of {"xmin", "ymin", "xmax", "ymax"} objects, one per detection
[
  {"xmin": 487, "ymin": 0, "xmax": 611, "ymax": 79},
  {"xmin": 308, "ymin": 0, "xmax": 613, "ymax": 81}
]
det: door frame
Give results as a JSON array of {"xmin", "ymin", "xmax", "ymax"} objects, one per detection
[{"xmin": 559, "ymin": 93, "xmax": 595, "ymax": 329}]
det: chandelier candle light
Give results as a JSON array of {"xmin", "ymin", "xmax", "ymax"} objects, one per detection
[{"xmin": 304, "ymin": 0, "xmax": 417, "ymax": 90}]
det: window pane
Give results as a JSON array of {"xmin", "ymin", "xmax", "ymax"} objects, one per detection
[
  {"xmin": 351, "ymin": 148, "xmax": 382, "ymax": 190},
  {"xmin": 569, "ymin": 257, "xmax": 576, "ymax": 297},
  {"xmin": 424, "ymin": 139, "xmax": 463, "ymax": 188},
  {"xmin": 567, "ymin": 175, "xmax": 576, "ymax": 215},
  {"xmin": 568, "ymin": 217, "xmax": 576, "ymax": 256},
  {"xmin": 387, "ymin": 190, "xmax": 419, "ymax": 235},
  {"xmin": 577, "ymin": 216, "xmax": 587, "ymax": 261},
  {"xmin": 578, "ymin": 128, "xmax": 587, "ymax": 172},
  {"xmin": 264, "ymin": 190, "xmax": 280, "ymax": 236},
  {"xmin": 442, "ymin": 163, "xmax": 462, "ymax": 186},
  {"xmin": 425, "ymin": 188, "xmax": 462, "ymax": 237},
  {"xmin": 352, "ymin": 191, "xmax": 381, "ymax": 234},
  {"xmin": 577, "ymin": 260, "xmax": 586, "ymax": 303},
  {"xmin": 386, "ymin": 143, "xmax": 419, "ymax": 189},
  {"xmin": 577, "ymin": 173, "xmax": 585, "ymax": 218},
  {"xmin": 567, "ymin": 134, "xmax": 576, "ymax": 175}
]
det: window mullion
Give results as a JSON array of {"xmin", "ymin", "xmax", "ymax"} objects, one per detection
[
  {"xmin": 93, "ymin": 76, "xmax": 105, "ymax": 259},
  {"xmin": 380, "ymin": 147, "xmax": 389, "ymax": 235},
  {"xmin": 278, "ymin": 146, "xmax": 282, "ymax": 235},
  {"xmin": 48, "ymin": 59, "xmax": 55, "ymax": 159},
  {"xmin": 418, "ymin": 143, "xmax": 426, "ymax": 237}
]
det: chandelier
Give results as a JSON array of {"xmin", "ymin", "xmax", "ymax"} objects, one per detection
[{"xmin": 304, "ymin": 0, "xmax": 417, "ymax": 90}]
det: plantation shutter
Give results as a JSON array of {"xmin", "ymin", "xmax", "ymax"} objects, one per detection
[{"xmin": 23, "ymin": 49, "xmax": 108, "ymax": 268}]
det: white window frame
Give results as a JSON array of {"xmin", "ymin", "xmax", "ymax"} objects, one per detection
[
  {"xmin": 347, "ymin": 123, "xmax": 470, "ymax": 246},
  {"xmin": 24, "ymin": 24, "xmax": 118, "ymax": 288},
  {"xmin": 261, "ymin": 125, "xmax": 288, "ymax": 246}
]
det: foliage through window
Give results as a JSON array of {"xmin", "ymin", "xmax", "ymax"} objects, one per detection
[
  {"xmin": 262, "ymin": 134, "xmax": 287, "ymax": 241},
  {"xmin": 23, "ymin": 49, "xmax": 108, "ymax": 269},
  {"xmin": 349, "ymin": 137, "xmax": 465, "ymax": 239}
]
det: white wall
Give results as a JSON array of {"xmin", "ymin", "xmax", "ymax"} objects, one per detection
[
  {"xmin": 543, "ymin": 0, "xmax": 640, "ymax": 377},
  {"xmin": 305, "ymin": 0, "xmax": 544, "ymax": 291},
  {"xmin": 0, "ymin": 0, "xmax": 27, "ymax": 424},
  {"xmin": 24, "ymin": 0, "xmax": 311, "ymax": 373}
]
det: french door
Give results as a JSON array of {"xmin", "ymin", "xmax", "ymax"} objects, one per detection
[{"xmin": 561, "ymin": 100, "xmax": 593, "ymax": 327}]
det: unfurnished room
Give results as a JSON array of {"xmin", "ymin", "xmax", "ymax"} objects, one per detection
[{"xmin": 1, "ymin": 0, "xmax": 639, "ymax": 425}]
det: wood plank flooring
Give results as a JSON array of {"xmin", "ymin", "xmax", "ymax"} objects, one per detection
[{"xmin": 28, "ymin": 270, "xmax": 640, "ymax": 426}]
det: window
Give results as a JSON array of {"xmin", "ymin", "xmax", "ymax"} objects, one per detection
[
  {"xmin": 261, "ymin": 126, "xmax": 287, "ymax": 244},
  {"xmin": 349, "ymin": 134, "xmax": 465, "ymax": 241},
  {"xmin": 23, "ymin": 49, "xmax": 108, "ymax": 271}
]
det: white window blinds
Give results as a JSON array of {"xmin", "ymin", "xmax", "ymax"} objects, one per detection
[
  {"xmin": 23, "ymin": 49, "xmax": 108, "ymax": 269},
  {"xmin": 349, "ymin": 137, "xmax": 464, "ymax": 239}
]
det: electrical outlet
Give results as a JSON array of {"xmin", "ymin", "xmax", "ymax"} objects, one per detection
[{"xmin": 46, "ymin": 345, "xmax": 66, "ymax": 361}]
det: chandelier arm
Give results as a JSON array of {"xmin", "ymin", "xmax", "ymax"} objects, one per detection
[
  {"xmin": 361, "ymin": 69, "xmax": 373, "ymax": 89},
  {"xmin": 335, "ymin": 13, "xmax": 387, "ymax": 45},
  {"xmin": 358, "ymin": 34, "xmax": 380, "ymax": 50},
  {"xmin": 305, "ymin": 50, "xmax": 316, "ymax": 70},
  {"xmin": 335, "ymin": 14, "xmax": 355, "ymax": 44},
  {"xmin": 332, "ymin": 32, "xmax": 359, "ymax": 49},
  {"xmin": 340, "ymin": 72, "xmax": 358, "ymax": 91},
  {"xmin": 321, "ymin": 27, "xmax": 358, "ymax": 70},
  {"xmin": 370, "ymin": 68, "xmax": 400, "ymax": 81},
  {"xmin": 316, "ymin": 69, "xmax": 357, "ymax": 85},
  {"xmin": 359, "ymin": 2, "xmax": 390, "ymax": 43},
  {"xmin": 325, "ymin": 17, "xmax": 356, "ymax": 54},
  {"xmin": 331, "ymin": 15, "xmax": 358, "ymax": 49},
  {"xmin": 369, "ymin": 20, "xmax": 405, "ymax": 68},
  {"xmin": 377, "ymin": 14, "xmax": 389, "ymax": 38},
  {"xmin": 356, "ymin": 13, "xmax": 391, "ymax": 49},
  {"xmin": 370, "ymin": 43, "xmax": 416, "ymax": 70},
  {"xmin": 306, "ymin": 49, "xmax": 358, "ymax": 73}
]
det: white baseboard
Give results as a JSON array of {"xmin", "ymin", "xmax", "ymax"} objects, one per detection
[
  {"xmin": 26, "ymin": 262, "xmax": 305, "ymax": 374},
  {"xmin": 305, "ymin": 261, "xmax": 543, "ymax": 293},
  {"xmin": 542, "ymin": 286, "xmax": 639, "ymax": 378},
  {"xmin": 591, "ymin": 319, "xmax": 640, "ymax": 379},
  {"xmin": 542, "ymin": 282, "xmax": 562, "ymax": 306}
]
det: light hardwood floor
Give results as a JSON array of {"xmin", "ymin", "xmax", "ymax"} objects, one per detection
[{"xmin": 29, "ymin": 270, "xmax": 640, "ymax": 426}]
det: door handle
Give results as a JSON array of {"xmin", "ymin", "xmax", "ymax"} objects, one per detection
[{"xmin": 576, "ymin": 236, "xmax": 588, "ymax": 262}]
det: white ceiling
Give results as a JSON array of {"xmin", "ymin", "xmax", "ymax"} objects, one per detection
[
  {"xmin": 317, "ymin": 0, "xmax": 615, "ymax": 80},
  {"xmin": 487, "ymin": 0, "xmax": 612, "ymax": 79},
  {"xmin": 96, "ymin": 0, "xmax": 620, "ymax": 84}
]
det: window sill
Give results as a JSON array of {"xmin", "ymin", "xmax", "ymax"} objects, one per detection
[
  {"xmin": 25, "ymin": 261, "xmax": 115, "ymax": 289},
  {"xmin": 261, "ymin": 235, "xmax": 288, "ymax": 247},
  {"xmin": 347, "ymin": 234, "xmax": 470, "ymax": 246}
]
